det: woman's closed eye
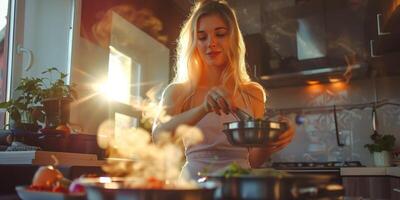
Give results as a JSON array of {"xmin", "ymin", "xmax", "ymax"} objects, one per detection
[
  {"xmin": 197, "ymin": 32, "xmax": 207, "ymax": 41},
  {"xmin": 215, "ymin": 30, "xmax": 228, "ymax": 38},
  {"xmin": 215, "ymin": 27, "xmax": 228, "ymax": 37}
]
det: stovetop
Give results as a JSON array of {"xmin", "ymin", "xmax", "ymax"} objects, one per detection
[{"xmin": 272, "ymin": 161, "xmax": 363, "ymax": 171}]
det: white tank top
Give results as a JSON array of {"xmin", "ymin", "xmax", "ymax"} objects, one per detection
[{"xmin": 181, "ymin": 112, "xmax": 250, "ymax": 180}]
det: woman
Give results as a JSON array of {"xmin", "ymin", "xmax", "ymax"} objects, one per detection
[{"xmin": 152, "ymin": 0, "xmax": 294, "ymax": 179}]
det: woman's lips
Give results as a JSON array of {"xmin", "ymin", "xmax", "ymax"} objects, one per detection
[{"xmin": 207, "ymin": 51, "xmax": 221, "ymax": 57}]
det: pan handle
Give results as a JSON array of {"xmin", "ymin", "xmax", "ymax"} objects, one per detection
[{"xmin": 294, "ymin": 183, "xmax": 344, "ymax": 199}]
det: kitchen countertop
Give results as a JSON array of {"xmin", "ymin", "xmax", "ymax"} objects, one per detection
[
  {"xmin": 0, "ymin": 165, "xmax": 104, "ymax": 195},
  {"xmin": 341, "ymin": 166, "xmax": 400, "ymax": 177}
]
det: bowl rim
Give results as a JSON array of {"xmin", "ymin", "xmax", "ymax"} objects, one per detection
[{"xmin": 223, "ymin": 120, "xmax": 287, "ymax": 130}]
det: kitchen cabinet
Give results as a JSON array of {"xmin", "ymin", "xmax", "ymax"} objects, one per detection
[
  {"xmin": 366, "ymin": 0, "xmax": 400, "ymax": 77},
  {"xmin": 390, "ymin": 177, "xmax": 400, "ymax": 200},
  {"xmin": 342, "ymin": 176, "xmax": 400, "ymax": 200},
  {"xmin": 379, "ymin": 0, "xmax": 400, "ymax": 34}
]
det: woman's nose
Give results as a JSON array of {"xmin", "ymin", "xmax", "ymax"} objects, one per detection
[{"xmin": 208, "ymin": 37, "xmax": 217, "ymax": 47}]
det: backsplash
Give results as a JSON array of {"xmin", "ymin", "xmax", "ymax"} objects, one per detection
[{"xmin": 267, "ymin": 76, "xmax": 400, "ymax": 166}]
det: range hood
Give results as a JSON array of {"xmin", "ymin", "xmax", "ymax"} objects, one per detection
[
  {"xmin": 258, "ymin": 63, "xmax": 367, "ymax": 88},
  {"xmin": 247, "ymin": 0, "xmax": 369, "ymax": 88},
  {"xmin": 260, "ymin": 63, "xmax": 364, "ymax": 81}
]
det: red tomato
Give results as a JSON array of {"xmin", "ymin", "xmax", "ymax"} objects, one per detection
[{"xmin": 31, "ymin": 166, "xmax": 64, "ymax": 188}]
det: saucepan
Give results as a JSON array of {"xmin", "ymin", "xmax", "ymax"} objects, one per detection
[
  {"xmin": 223, "ymin": 108, "xmax": 288, "ymax": 147},
  {"xmin": 80, "ymin": 177, "xmax": 216, "ymax": 200},
  {"xmin": 200, "ymin": 168, "xmax": 344, "ymax": 200}
]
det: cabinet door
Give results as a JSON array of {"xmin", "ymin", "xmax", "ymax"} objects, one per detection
[
  {"xmin": 390, "ymin": 177, "xmax": 400, "ymax": 200},
  {"xmin": 343, "ymin": 176, "xmax": 391, "ymax": 200}
]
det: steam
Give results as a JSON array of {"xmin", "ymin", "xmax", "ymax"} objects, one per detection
[{"xmin": 97, "ymin": 86, "xmax": 204, "ymax": 188}]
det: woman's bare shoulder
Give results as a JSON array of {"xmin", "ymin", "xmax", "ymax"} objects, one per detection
[
  {"xmin": 162, "ymin": 82, "xmax": 189, "ymax": 99},
  {"xmin": 241, "ymin": 82, "xmax": 266, "ymax": 103}
]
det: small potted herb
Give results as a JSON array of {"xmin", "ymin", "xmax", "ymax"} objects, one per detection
[
  {"xmin": 0, "ymin": 77, "xmax": 44, "ymax": 131},
  {"xmin": 0, "ymin": 67, "xmax": 77, "ymax": 131},
  {"xmin": 364, "ymin": 134, "xmax": 396, "ymax": 166},
  {"xmin": 40, "ymin": 67, "xmax": 77, "ymax": 130}
]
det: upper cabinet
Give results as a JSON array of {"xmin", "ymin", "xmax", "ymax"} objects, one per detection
[
  {"xmin": 380, "ymin": 0, "xmax": 400, "ymax": 34},
  {"xmin": 367, "ymin": 0, "xmax": 400, "ymax": 77},
  {"xmin": 232, "ymin": 0, "xmax": 400, "ymax": 88}
]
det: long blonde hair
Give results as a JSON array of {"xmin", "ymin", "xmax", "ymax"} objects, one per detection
[{"xmin": 173, "ymin": 0, "xmax": 250, "ymax": 95}]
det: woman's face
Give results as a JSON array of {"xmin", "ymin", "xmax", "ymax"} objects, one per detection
[{"xmin": 196, "ymin": 13, "xmax": 230, "ymax": 69}]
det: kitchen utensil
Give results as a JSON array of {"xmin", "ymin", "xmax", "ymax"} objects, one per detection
[
  {"xmin": 231, "ymin": 107, "xmax": 253, "ymax": 121},
  {"xmin": 80, "ymin": 177, "xmax": 216, "ymax": 200},
  {"xmin": 201, "ymin": 170, "xmax": 343, "ymax": 200},
  {"xmin": 371, "ymin": 105, "xmax": 381, "ymax": 141},
  {"xmin": 222, "ymin": 119, "xmax": 288, "ymax": 147},
  {"xmin": 333, "ymin": 105, "xmax": 345, "ymax": 146}
]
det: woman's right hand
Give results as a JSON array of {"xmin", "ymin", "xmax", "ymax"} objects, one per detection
[{"xmin": 202, "ymin": 87, "xmax": 234, "ymax": 115}]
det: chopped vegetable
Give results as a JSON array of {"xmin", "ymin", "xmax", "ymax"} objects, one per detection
[
  {"xmin": 221, "ymin": 163, "xmax": 250, "ymax": 178},
  {"xmin": 220, "ymin": 163, "xmax": 290, "ymax": 178}
]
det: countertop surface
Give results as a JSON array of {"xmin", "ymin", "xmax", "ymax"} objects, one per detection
[{"xmin": 340, "ymin": 166, "xmax": 400, "ymax": 177}]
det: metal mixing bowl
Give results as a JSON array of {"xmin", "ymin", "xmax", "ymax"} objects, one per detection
[{"xmin": 223, "ymin": 119, "xmax": 288, "ymax": 147}]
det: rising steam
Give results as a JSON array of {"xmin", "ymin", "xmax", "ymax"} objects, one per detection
[{"xmin": 97, "ymin": 86, "xmax": 204, "ymax": 188}]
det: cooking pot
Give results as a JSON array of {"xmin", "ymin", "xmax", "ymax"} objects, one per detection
[
  {"xmin": 223, "ymin": 119, "xmax": 288, "ymax": 147},
  {"xmin": 80, "ymin": 177, "xmax": 216, "ymax": 200},
  {"xmin": 201, "ymin": 170, "xmax": 344, "ymax": 200}
]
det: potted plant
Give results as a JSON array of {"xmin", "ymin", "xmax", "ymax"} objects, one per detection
[
  {"xmin": 0, "ymin": 77, "xmax": 45, "ymax": 131},
  {"xmin": 40, "ymin": 67, "xmax": 77, "ymax": 130},
  {"xmin": 0, "ymin": 67, "xmax": 77, "ymax": 132},
  {"xmin": 364, "ymin": 134, "xmax": 396, "ymax": 167}
]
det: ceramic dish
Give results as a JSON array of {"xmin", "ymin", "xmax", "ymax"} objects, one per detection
[{"xmin": 15, "ymin": 186, "xmax": 85, "ymax": 200}]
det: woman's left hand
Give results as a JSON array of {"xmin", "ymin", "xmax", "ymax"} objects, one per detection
[
  {"xmin": 263, "ymin": 117, "xmax": 295, "ymax": 153},
  {"xmin": 249, "ymin": 117, "xmax": 295, "ymax": 167}
]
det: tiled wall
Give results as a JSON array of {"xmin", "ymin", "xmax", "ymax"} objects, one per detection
[{"xmin": 266, "ymin": 76, "xmax": 400, "ymax": 166}]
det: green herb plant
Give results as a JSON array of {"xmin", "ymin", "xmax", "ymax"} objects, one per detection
[
  {"xmin": 41, "ymin": 67, "xmax": 77, "ymax": 100},
  {"xmin": 0, "ymin": 67, "xmax": 76, "ymax": 129},
  {"xmin": 364, "ymin": 134, "xmax": 396, "ymax": 153},
  {"xmin": 0, "ymin": 77, "xmax": 44, "ymax": 127}
]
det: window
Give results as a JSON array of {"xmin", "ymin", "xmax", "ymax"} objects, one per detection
[{"xmin": 0, "ymin": 0, "xmax": 10, "ymax": 126}]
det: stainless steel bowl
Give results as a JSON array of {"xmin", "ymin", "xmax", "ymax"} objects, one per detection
[
  {"xmin": 80, "ymin": 177, "xmax": 216, "ymax": 200},
  {"xmin": 223, "ymin": 119, "xmax": 288, "ymax": 147}
]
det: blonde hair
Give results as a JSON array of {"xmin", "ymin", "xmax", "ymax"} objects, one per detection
[{"xmin": 173, "ymin": 0, "xmax": 250, "ymax": 95}]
